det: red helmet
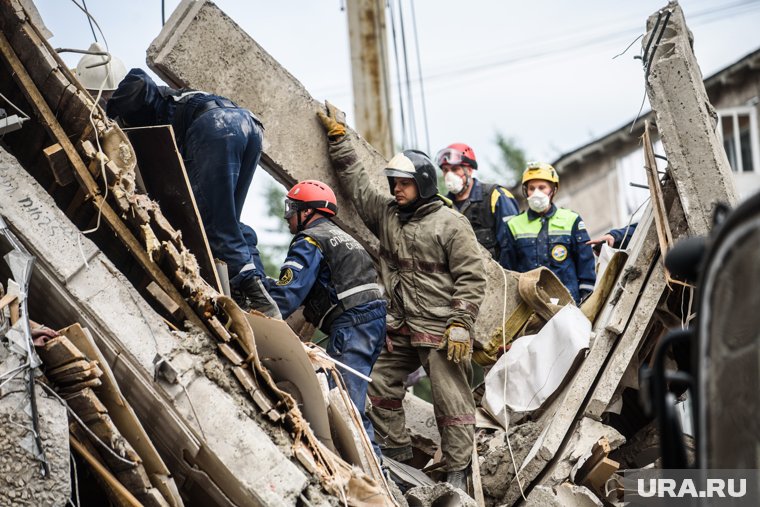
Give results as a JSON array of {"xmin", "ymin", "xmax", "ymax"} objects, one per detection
[
  {"xmin": 435, "ymin": 143, "xmax": 478, "ymax": 170},
  {"xmin": 285, "ymin": 180, "xmax": 338, "ymax": 218}
]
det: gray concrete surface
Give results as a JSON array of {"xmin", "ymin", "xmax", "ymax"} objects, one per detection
[
  {"xmin": 644, "ymin": 2, "xmax": 738, "ymax": 236},
  {"xmin": 0, "ymin": 147, "xmax": 310, "ymax": 505}
]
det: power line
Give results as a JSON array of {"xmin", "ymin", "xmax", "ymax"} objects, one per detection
[
  {"xmin": 410, "ymin": 0, "xmax": 431, "ymax": 155},
  {"xmin": 314, "ymin": 0, "xmax": 760, "ymax": 100}
]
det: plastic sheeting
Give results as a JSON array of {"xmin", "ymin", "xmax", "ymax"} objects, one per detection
[{"xmin": 483, "ymin": 305, "xmax": 591, "ymax": 428}]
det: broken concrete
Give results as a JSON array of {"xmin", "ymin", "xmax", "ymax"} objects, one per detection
[
  {"xmin": 405, "ymin": 482, "xmax": 477, "ymax": 507},
  {"xmin": 478, "ymin": 421, "xmax": 542, "ymax": 503},
  {"xmin": 524, "ymin": 484, "xmax": 602, "ymax": 507},
  {"xmin": 644, "ymin": 1, "xmax": 738, "ymax": 236},
  {"xmin": 545, "ymin": 417, "xmax": 625, "ymax": 486},
  {"xmin": 0, "ymin": 147, "xmax": 312, "ymax": 505},
  {"xmin": 0, "ymin": 352, "xmax": 70, "ymax": 506}
]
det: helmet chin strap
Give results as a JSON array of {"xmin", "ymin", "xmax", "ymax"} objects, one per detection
[{"xmin": 296, "ymin": 209, "xmax": 314, "ymax": 232}]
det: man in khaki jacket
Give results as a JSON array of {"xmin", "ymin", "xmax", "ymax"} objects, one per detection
[{"xmin": 318, "ymin": 104, "xmax": 487, "ymax": 490}]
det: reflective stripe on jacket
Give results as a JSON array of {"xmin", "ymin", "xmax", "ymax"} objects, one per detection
[{"xmin": 504, "ymin": 205, "xmax": 596, "ymax": 303}]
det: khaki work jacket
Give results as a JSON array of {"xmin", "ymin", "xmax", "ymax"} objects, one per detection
[{"xmin": 328, "ymin": 137, "xmax": 486, "ymax": 347}]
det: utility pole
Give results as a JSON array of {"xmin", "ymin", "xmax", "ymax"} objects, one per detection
[{"xmin": 346, "ymin": 0, "xmax": 394, "ymax": 158}]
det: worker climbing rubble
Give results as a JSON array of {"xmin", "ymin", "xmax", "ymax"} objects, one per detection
[
  {"xmin": 267, "ymin": 179, "xmax": 387, "ymax": 457},
  {"xmin": 436, "ymin": 142, "xmax": 520, "ymax": 267},
  {"xmin": 503, "ymin": 162, "xmax": 596, "ymax": 303},
  {"xmin": 317, "ymin": 102, "xmax": 487, "ymax": 492},
  {"xmin": 104, "ymin": 68, "xmax": 280, "ymax": 318}
]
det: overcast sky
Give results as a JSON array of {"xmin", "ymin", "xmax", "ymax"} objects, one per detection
[{"xmin": 34, "ymin": 0, "xmax": 760, "ymax": 250}]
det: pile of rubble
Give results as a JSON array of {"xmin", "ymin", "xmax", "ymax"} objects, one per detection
[{"xmin": 0, "ymin": 0, "xmax": 737, "ymax": 506}]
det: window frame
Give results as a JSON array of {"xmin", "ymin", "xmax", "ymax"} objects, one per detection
[{"xmin": 716, "ymin": 105, "xmax": 760, "ymax": 173}]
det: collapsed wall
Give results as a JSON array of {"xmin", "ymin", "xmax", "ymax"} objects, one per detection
[{"xmin": 0, "ymin": 146, "xmax": 313, "ymax": 505}]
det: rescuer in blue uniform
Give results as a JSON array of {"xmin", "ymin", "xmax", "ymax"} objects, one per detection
[
  {"xmin": 503, "ymin": 162, "xmax": 596, "ymax": 303},
  {"xmin": 268, "ymin": 180, "xmax": 386, "ymax": 455},
  {"xmin": 105, "ymin": 68, "xmax": 279, "ymax": 317},
  {"xmin": 436, "ymin": 143, "xmax": 520, "ymax": 268}
]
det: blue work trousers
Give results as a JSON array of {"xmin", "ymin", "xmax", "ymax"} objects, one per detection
[
  {"xmin": 182, "ymin": 107, "xmax": 265, "ymax": 281},
  {"xmin": 327, "ymin": 301, "xmax": 387, "ymax": 457}
]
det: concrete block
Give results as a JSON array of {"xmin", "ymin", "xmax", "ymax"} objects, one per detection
[
  {"xmin": 644, "ymin": 3, "xmax": 738, "ymax": 236},
  {"xmin": 0, "ymin": 356, "xmax": 70, "ymax": 506},
  {"xmin": 148, "ymin": 0, "xmax": 385, "ymax": 252},
  {"xmin": 546, "ymin": 417, "xmax": 625, "ymax": 485}
]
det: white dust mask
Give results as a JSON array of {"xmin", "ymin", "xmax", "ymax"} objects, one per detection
[
  {"xmin": 444, "ymin": 172, "xmax": 465, "ymax": 194},
  {"xmin": 528, "ymin": 190, "xmax": 551, "ymax": 213}
]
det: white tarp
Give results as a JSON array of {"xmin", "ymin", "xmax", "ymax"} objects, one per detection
[{"xmin": 483, "ymin": 305, "xmax": 591, "ymax": 428}]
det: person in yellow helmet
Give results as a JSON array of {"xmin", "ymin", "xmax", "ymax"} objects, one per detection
[{"xmin": 503, "ymin": 162, "xmax": 596, "ymax": 303}]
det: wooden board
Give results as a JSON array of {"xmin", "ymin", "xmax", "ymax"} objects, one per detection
[
  {"xmin": 126, "ymin": 126, "xmax": 221, "ymax": 292},
  {"xmin": 60, "ymin": 324, "xmax": 184, "ymax": 507}
]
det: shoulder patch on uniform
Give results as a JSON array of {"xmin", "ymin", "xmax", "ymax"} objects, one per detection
[
  {"xmin": 303, "ymin": 236, "xmax": 321, "ymax": 249},
  {"xmin": 551, "ymin": 244, "xmax": 568, "ymax": 262},
  {"xmin": 276, "ymin": 267, "xmax": 294, "ymax": 286},
  {"xmin": 577, "ymin": 220, "xmax": 586, "ymax": 230},
  {"xmin": 490, "ymin": 189, "xmax": 501, "ymax": 213}
]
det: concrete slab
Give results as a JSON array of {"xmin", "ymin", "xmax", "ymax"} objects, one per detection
[
  {"xmin": 644, "ymin": 2, "xmax": 738, "ymax": 236},
  {"xmin": 0, "ymin": 147, "xmax": 310, "ymax": 505},
  {"xmin": 148, "ymin": 0, "xmax": 385, "ymax": 253}
]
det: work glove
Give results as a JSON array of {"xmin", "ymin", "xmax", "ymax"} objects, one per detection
[
  {"xmin": 438, "ymin": 324, "xmax": 471, "ymax": 364},
  {"xmin": 316, "ymin": 100, "xmax": 347, "ymax": 140}
]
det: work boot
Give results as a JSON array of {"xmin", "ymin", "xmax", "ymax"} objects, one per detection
[
  {"xmin": 445, "ymin": 468, "xmax": 469, "ymax": 492},
  {"xmin": 230, "ymin": 271, "xmax": 282, "ymax": 319}
]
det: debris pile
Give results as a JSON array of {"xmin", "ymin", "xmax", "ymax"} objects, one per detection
[{"xmin": 0, "ymin": 0, "xmax": 740, "ymax": 506}]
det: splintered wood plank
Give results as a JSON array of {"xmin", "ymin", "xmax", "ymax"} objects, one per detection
[
  {"xmin": 60, "ymin": 324, "xmax": 181, "ymax": 506},
  {"xmin": 47, "ymin": 358, "xmax": 95, "ymax": 377},
  {"xmin": 88, "ymin": 412, "xmax": 142, "ymax": 472},
  {"xmin": 146, "ymin": 281, "xmax": 182, "ymax": 319},
  {"xmin": 217, "ymin": 342, "xmax": 244, "ymax": 366},
  {"xmin": 126, "ymin": 126, "xmax": 221, "ymax": 292},
  {"xmin": 57, "ymin": 377, "xmax": 102, "ymax": 395},
  {"xmin": 65, "ymin": 388, "xmax": 108, "ymax": 423},
  {"xmin": 50, "ymin": 362, "xmax": 103, "ymax": 386},
  {"xmin": 38, "ymin": 335, "xmax": 87, "ymax": 369}
]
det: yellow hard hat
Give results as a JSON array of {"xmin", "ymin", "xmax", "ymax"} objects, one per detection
[{"xmin": 522, "ymin": 161, "xmax": 559, "ymax": 187}]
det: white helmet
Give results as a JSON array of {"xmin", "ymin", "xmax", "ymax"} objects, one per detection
[{"xmin": 75, "ymin": 42, "xmax": 127, "ymax": 92}]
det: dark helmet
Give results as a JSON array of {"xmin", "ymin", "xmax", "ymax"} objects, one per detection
[{"xmin": 383, "ymin": 149, "xmax": 439, "ymax": 200}]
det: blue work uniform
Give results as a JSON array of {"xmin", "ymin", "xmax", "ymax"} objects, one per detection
[
  {"xmin": 268, "ymin": 218, "xmax": 386, "ymax": 456},
  {"xmin": 449, "ymin": 179, "xmax": 519, "ymax": 269},
  {"xmin": 609, "ymin": 223, "xmax": 638, "ymax": 249},
  {"xmin": 504, "ymin": 204, "xmax": 596, "ymax": 303},
  {"xmin": 105, "ymin": 68, "xmax": 266, "ymax": 286}
]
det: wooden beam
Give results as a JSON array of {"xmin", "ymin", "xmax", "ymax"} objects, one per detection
[
  {"xmin": 42, "ymin": 143, "xmax": 74, "ymax": 186},
  {"xmin": 0, "ymin": 32, "xmax": 207, "ymax": 331}
]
